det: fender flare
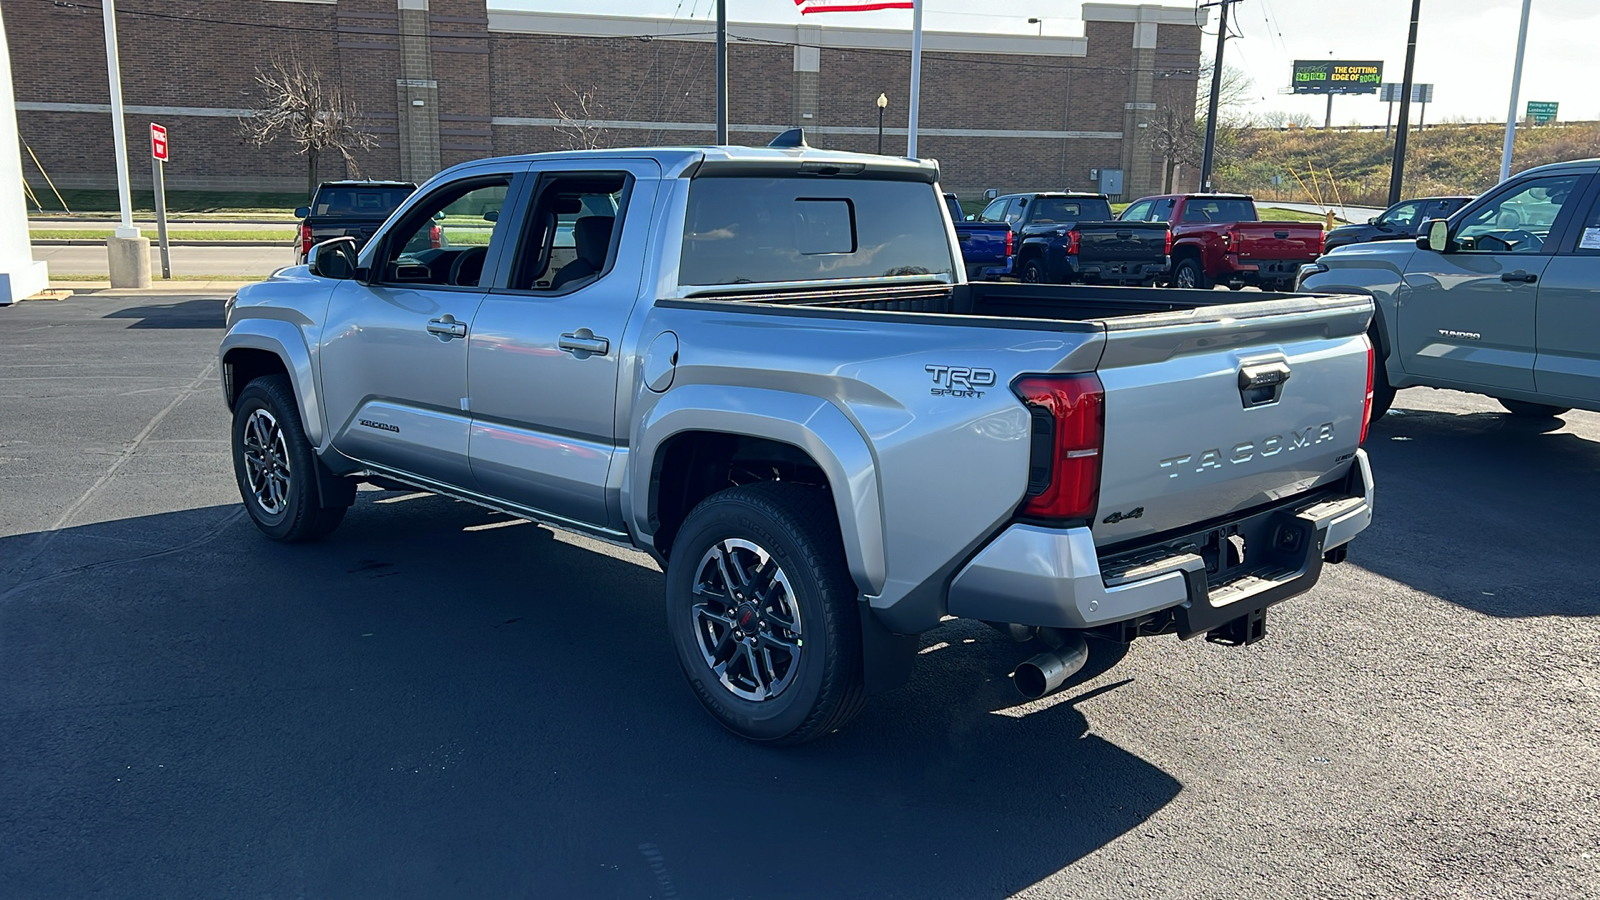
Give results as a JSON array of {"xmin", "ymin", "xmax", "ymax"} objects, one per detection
[
  {"xmin": 632, "ymin": 384, "xmax": 886, "ymax": 596},
  {"xmin": 219, "ymin": 321, "xmax": 324, "ymax": 447}
]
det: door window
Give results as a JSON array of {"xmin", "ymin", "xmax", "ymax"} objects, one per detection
[
  {"xmin": 510, "ymin": 172, "xmax": 632, "ymax": 291},
  {"xmin": 1454, "ymin": 175, "xmax": 1581, "ymax": 253},
  {"xmin": 1004, "ymin": 198, "xmax": 1026, "ymax": 225},
  {"xmin": 978, "ymin": 198, "xmax": 1009, "ymax": 223},
  {"xmin": 1121, "ymin": 200, "xmax": 1152, "ymax": 222},
  {"xmin": 1150, "ymin": 198, "xmax": 1176, "ymax": 222},
  {"xmin": 377, "ymin": 178, "xmax": 510, "ymax": 287},
  {"xmin": 1567, "ymin": 190, "xmax": 1600, "ymax": 256},
  {"xmin": 1378, "ymin": 201, "xmax": 1422, "ymax": 228}
]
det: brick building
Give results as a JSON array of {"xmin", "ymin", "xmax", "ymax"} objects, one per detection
[{"xmin": 6, "ymin": 1, "xmax": 1204, "ymax": 201}]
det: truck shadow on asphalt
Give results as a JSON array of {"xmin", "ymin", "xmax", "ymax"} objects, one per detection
[
  {"xmin": 1353, "ymin": 397, "xmax": 1600, "ymax": 618},
  {"xmin": 101, "ymin": 298, "xmax": 228, "ymax": 329},
  {"xmin": 1, "ymin": 495, "xmax": 1179, "ymax": 899}
]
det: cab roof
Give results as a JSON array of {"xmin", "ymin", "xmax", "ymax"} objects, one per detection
[{"xmin": 435, "ymin": 144, "xmax": 942, "ymax": 183}]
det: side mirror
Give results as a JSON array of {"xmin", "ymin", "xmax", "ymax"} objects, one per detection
[
  {"xmin": 965, "ymin": 214, "xmax": 976, "ymax": 221},
  {"xmin": 433, "ymin": 211, "xmax": 446, "ymax": 221},
  {"xmin": 1367, "ymin": 216, "xmax": 1379, "ymax": 225},
  {"xmin": 294, "ymin": 206, "xmax": 311, "ymax": 219},
  {"xmin": 483, "ymin": 209, "xmax": 499, "ymax": 222},
  {"xmin": 1421, "ymin": 219, "xmax": 1450, "ymax": 253},
  {"xmin": 306, "ymin": 236, "xmax": 358, "ymax": 280}
]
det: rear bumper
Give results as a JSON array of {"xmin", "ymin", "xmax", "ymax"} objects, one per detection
[
  {"xmin": 1070, "ymin": 258, "xmax": 1170, "ymax": 282},
  {"xmin": 946, "ymin": 450, "xmax": 1373, "ymax": 633}
]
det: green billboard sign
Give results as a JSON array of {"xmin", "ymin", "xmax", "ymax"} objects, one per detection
[
  {"xmin": 1526, "ymin": 101, "xmax": 1559, "ymax": 124},
  {"xmin": 1291, "ymin": 60, "xmax": 1384, "ymax": 95}
]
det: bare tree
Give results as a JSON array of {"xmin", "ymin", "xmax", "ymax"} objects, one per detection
[
  {"xmin": 239, "ymin": 54, "xmax": 378, "ymax": 200},
  {"xmin": 551, "ymin": 86, "xmax": 609, "ymax": 151},
  {"xmin": 1197, "ymin": 62, "xmax": 1258, "ymax": 127}
]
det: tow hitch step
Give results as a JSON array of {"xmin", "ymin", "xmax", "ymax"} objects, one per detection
[{"xmin": 1206, "ymin": 608, "xmax": 1267, "ymax": 646}]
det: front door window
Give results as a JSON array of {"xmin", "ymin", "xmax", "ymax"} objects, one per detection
[{"xmin": 1454, "ymin": 176, "xmax": 1581, "ymax": 254}]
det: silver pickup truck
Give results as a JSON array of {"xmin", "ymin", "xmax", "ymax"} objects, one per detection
[
  {"xmin": 1299, "ymin": 158, "xmax": 1600, "ymax": 420},
  {"xmin": 220, "ymin": 142, "xmax": 1374, "ymax": 743}
]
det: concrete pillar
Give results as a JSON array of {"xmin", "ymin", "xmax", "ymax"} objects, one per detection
[
  {"xmin": 0, "ymin": 4, "xmax": 50, "ymax": 304},
  {"xmin": 396, "ymin": 0, "xmax": 441, "ymax": 182},
  {"xmin": 106, "ymin": 235, "xmax": 152, "ymax": 288}
]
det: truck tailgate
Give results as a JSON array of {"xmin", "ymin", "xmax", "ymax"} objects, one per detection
[
  {"xmin": 1077, "ymin": 223, "xmax": 1168, "ymax": 263},
  {"xmin": 1233, "ymin": 223, "xmax": 1323, "ymax": 260},
  {"xmin": 1090, "ymin": 294, "xmax": 1372, "ymax": 548},
  {"xmin": 954, "ymin": 223, "xmax": 1010, "ymax": 264}
]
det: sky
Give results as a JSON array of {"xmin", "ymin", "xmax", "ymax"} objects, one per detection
[{"xmin": 500, "ymin": 0, "xmax": 1599, "ymax": 126}]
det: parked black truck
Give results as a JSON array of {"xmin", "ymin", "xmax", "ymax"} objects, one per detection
[{"xmin": 973, "ymin": 192, "xmax": 1170, "ymax": 286}]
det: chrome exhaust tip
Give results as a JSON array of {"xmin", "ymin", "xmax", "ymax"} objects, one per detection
[{"xmin": 1013, "ymin": 631, "xmax": 1089, "ymax": 699}]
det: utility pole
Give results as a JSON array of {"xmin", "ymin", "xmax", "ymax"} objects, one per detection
[
  {"xmin": 1387, "ymin": 0, "xmax": 1422, "ymax": 206},
  {"xmin": 100, "ymin": 0, "xmax": 149, "ymax": 288},
  {"xmin": 715, "ymin": 0, "xmax": 728, "ymax": 144},
  {"xmin": 1499, "ymin": 0, "xmax": 1532, "ymax": 182},
  {"xmin": 1198, "ymin": 0, "xmax": 1240, "ymax": 192}
]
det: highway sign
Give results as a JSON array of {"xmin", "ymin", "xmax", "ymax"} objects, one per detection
[{"xmin": 1526, "ymin": 101, "xmax": 1558, "ymax": 124}]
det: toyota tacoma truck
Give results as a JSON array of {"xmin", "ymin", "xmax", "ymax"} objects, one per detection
[
  {"xmin": 1299, "ymin": 158, "xmax": 1600, "ymax": 420},
  {"xmin": 1121, "ymin": 193, "xmax": 1324, "ymax": 291},
  {"xmin": 974, "ymin": 192, "xmax": 1169, "ymax": 285},
  {"xmin": 945, "ymin": 192, "xmax": 1011, "ymax": 281},
  {"xmin": 221, "ymin": 140, "xmax": 1376, "ymax": 744},
  {"xmin": 293, "ymin": 180, "xmax": 416, "ymax": 264}
]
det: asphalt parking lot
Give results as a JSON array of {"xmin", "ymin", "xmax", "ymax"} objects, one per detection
[{"xmin": 2, "ymin": 293, "xmax": 1596, "ymax": 899}]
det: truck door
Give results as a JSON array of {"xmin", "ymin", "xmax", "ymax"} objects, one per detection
[
  {"xmin": 1533, "ymin": 173, "xmax": 1600, "ymax": 403},
  {"xmin": 1398, "ymin": 174, "xmax": 1583, "ymax": 393},
  {"xmin": 319, "ymin": 170, "xmax": 521, "ymax": 488},
  {"xmin": 465, "ymin": 160, "xmax": 662, "ymax": 528}
]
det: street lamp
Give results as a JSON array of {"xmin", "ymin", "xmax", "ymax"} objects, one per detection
[
  {"xmin": 1028, "ymin": 17, "xmax": 1043, "ymax": 35},
  {"xmin": 876, "ymin": 93, "xmax": 888, "ymax": 155}
]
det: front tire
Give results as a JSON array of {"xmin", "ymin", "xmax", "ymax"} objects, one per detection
[
  {"xmin": 1498, "ymin": 399, "xmax": 1570, "ymax": 418},
  {"xmin": 665, "ymin": 482, "xmax": 866, "ymax": 744},
  {"xmin": 231, "ymin": 375, "xmax": 348, "ymax": 542}
]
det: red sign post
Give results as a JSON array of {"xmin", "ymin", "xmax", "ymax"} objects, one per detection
[{"xmin": 150, "ymin": 123, "xmax": 170, "ymax": 278}]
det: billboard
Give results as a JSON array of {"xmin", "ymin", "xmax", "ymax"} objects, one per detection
[
  {"xmin": 1292, "ymin": 60, "xmax": 1384, "ymax": 95},
  {"xmin": 1380, "ymin": 82, "xmax": 1433, "ymax": 104}
]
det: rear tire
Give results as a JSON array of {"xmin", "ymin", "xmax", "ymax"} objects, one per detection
[
  {"xmin": 231, "ymin": 375, "xmax": 348, "ymax": 542},
  {"xmin": 1019, "ymin": 256, "xmax": 1047, "ymax": 284},
  {"xmin": 1498, "ymin": 399, "xmax": 1570, "ymax": 418},
  {"xmin": 1171, "ymin": 256, "xmax": 1209, "ymax": 290},
  {"xmin": 665, "ymin": 482, "xmax": 865, "ymax": 744}
]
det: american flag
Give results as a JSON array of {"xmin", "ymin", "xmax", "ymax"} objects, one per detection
[{"xmin": 795, "ymin": 0, "xmax": 915, "ymax": 12}]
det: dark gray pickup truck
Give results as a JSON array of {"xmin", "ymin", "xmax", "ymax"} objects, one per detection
[
  {"xmin": 293, "ymin": 181, "xmax": 416, "ymax": 264},
  {"xmin": 1300, "ymin": 159, "xmax": 1600, "ymax": 420}
]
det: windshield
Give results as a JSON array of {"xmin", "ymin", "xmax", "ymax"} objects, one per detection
[
  {"xmin": 1030, "ymin": 197, "xmax": 1111, "ymax": 224},
  {"xmin": 681, "ymin": 177, "xmax": 955, "ymax": 286},
  {"xmin": 310, "ymin": 186, "xmax": 413, "ymax": 217}
]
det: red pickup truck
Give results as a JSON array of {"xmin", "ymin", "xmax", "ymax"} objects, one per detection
[{"xmin": 1119, "ymin": 194, "xmax": 1324, "ymax": 291}]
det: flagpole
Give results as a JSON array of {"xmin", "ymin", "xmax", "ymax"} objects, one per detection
[{"xmin": 906, "ymin": 0, "xmax": 923, "ymax": 158}]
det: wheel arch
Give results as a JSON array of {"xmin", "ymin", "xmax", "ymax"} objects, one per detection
[
  {"xmin": 633, "ymin": 386, "xmax": 886, "ymax": 597},
  {"xmin": 220, "ymin": 322, "xmax": 324, "ymax": 446}
]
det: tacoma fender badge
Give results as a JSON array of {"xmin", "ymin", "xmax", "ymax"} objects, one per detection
[{"xmin": 359, "ymin": 419, "xmax": 400, "ymax": 434}]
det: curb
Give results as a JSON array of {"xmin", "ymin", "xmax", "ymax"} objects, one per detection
[
  {"xmin": 30, "ymin": 218, "xmax": 295, "ymax": 227},
  {"xmin": 34, "ymin": 239, "xmax": 289, "ymax": 247},
  {"xmin": 49, "ymin": 284, "xmax": 254, "ymax": 296}
]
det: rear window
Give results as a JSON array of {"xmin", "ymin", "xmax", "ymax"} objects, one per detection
[
  {"xmin": 680, "ymin": 177, "xmax": 954, "ymax": 286},
  {"xmin": 311, "ymin": 186, "xmax": 413, "ymax": 217},
  {"xmin": 1031, "ymin": 197, "xmax": 1111, "ymax": 224},
  {"xmin": 1180, "ymin": 198, "xmax": 1257, "ymax": 223}
]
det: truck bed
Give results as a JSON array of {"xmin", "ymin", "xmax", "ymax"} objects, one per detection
[{"xmin": 669, "ymin": 280, "xmax": 1361, "ymax": 329}]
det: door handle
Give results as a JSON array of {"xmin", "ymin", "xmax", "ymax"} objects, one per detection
[
  {"xmin": 559, "ymin": 330, "xmax": 610, "ymax": 355},
  {"xmin": 1500, "ymin": 270, "xmax": 1538, "ymax": 284},
  {"xmin": 426, "ymin": 317, "xmax": 468, "ymax": 339}
]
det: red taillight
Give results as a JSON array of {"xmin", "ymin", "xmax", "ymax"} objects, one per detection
[
  {"xmin": 1065, "ymin": 229, "xmax": 1081, "ymax": 255},
  {"xmin": 1314, "ymin": 230, "xmax": 1326, "ymax": 255},
  {"xmin": 1005, "ymin": 229, "xmax": 1014, "ymax": 257},
  {"xmin": 1360, "ymin": 339, "xmax": 1375, "ymax": 445},
  {"xmin": 1225, "ymin": 229, "xmax": 1242, "ymax": 252},
  {"xmin": 1164, "ymin": 228, "xmax": 1173, "ymax": 256},
  {"xmin": 300, "ymin": 224, "xmax": 314, "ymax": 257},
  {"xmin": 429, "ymin": 224, "xmax": 442, "ymax": 249},
  {"xmin": 1014, "ymin": 374, "xmax": 1105, "ymax": 521}
]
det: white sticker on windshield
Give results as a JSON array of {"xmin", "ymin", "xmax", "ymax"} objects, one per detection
[{"xmin": 1581, "ymin": 227, "xmax": 1600, "ymax": 250}]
